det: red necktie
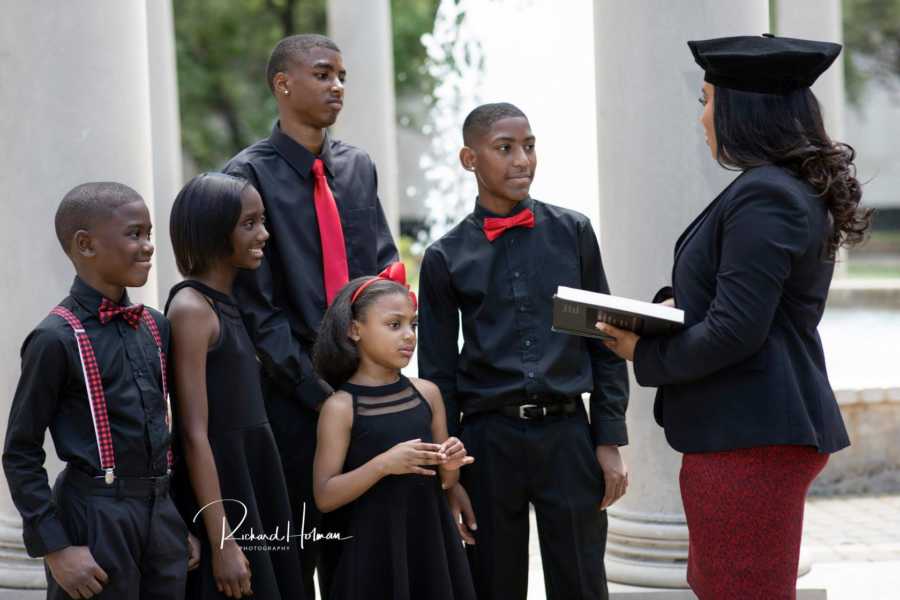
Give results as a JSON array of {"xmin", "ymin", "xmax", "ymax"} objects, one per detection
[
  {"xmin": 98, "ymin": 298, "xmax": 144, "ymax": 329},
  {"xmin": 483, "ymin": 208, "xmax": 536, "ymax": 242},
  {"xmin": 312, "ymin": 158, "xmax": 350, "ymax": 305}
]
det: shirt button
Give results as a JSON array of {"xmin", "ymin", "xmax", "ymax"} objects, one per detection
[
  {"xmin": 528, "ymin": 371, "xmax": 535, "ymax": 379},
  {"xmin": 530, "ymin": 393, "xmax": 538, "ymax": 400},
  {"xmin": 525, "ymin": 340, "xmax": 531, "ymax": 347},
  {"xmin": 520, "ymin": 306, "xmax": 526, "ymax": 312},
  {"xmin": 514, "ymin": 271, "xmax": 520, "ymax": 278}
]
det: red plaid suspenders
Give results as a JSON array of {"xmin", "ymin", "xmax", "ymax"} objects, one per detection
[{"xmin": 50, "ymin": 306, "xmax": 174, "ymax": 484}]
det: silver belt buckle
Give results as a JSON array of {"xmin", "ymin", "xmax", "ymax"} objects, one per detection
[{"xmin": 518, "ymin": 404, "xmax": 545, "ymax": 419}]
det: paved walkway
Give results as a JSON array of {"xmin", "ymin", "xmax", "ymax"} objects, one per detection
[
  {"xmin": 524, "ymin": 493, "xmax": 900, "ymax": 600},
  {"xmin": 802, "ymin": 493, "xmax": 900, "ymax": 563}
]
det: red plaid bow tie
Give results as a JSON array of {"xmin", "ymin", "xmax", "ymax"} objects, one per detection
[
  {"xmin": 98, "ymin": 298, "xmax": 144, "ymax": 329},
  {"xmin": 483, "ymin": 208, "xmax": 535, "ymax": 242}
]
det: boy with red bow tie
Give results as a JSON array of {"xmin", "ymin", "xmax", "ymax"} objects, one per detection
[
  {"xmin": 418, "ymin": 102, "xmax": 630, "ymax": 600},
  {"xmin": 3, "ymin": 182, "xmax": 198, "ymax": 599}
]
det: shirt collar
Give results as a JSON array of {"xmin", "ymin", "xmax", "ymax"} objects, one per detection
[
  {"xmin": 472, "ymin": 196, "xmax": 534, "ymax": 220},
  {"xmin": 69, "ymin": 276, "xmax": 132, "ymax": 317},
  {"xmin": 268, "ymin": 121, "xmax": 335, "ymax": 179}
]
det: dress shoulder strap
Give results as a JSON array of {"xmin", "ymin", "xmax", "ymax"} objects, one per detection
[{"xmin": 164, "ymin": 280, "xmax": 220, "ymax": 315}]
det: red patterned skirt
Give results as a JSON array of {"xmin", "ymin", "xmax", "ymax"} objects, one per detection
[{"xmin": 679, "ymin": 445, "xmax": 828, "ymax": 600}]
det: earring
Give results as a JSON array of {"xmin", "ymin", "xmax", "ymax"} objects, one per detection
[{"xmin": 283, "ymin": 89, "xmax": 289, "ymax": 95}]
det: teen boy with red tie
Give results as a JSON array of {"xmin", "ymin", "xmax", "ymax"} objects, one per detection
[
  {"xmin": 3, "ymin": 182, "xmax": 198, "ymax": 599},
  {"xmin": 222, "ymin": 33, "xmax": 398, "ymax": 596},
  {"xmin": 418, "ymin": 102, "xmax": 630, "ymax": 600}
]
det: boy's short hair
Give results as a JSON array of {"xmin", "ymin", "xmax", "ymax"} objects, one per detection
[
  {"xmin": 266, "ymin": 33, "xmax": 341, "ymax": 92},
  {"xmin": 170, "ymin": 172, "xmax": 250, "ymax": 277},
  {"xmin": 55, "ymin": 182, "xmax": 143, "ymax": 253},
  {"xmin": 462, "ymin": 102, "xmax": 529, "ymax": 146}
]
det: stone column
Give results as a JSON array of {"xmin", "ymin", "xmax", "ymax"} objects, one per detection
[
  {"xmin": 146, "ymin": 0, "xmax": 185, "ymax": 303},
  {"xmin": 775, "ymin": 0, "xmax": 849, "ymax": 275},
  {"xmin": 593, "ymin": 1, "xmax": 769, "ymax": 587},
  {"xmin": 327, "ymin": 0, "xmax": 401, "ymax": 236},
  {"xmin": 0, "ymin": 2, "xmax": 157, "ymax": 588},
  {"xmin": 775, "ymin": 0, "xmax": 845, "ymax": 139}
]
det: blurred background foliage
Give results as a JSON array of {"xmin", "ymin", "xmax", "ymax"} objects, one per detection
[
  {"xmin": 843, "ymin": 0, "xmax": 900, "ymax": 103},
  {"xmin": 174, "ymin": 0, "xmax": 438, "ymax": 172}
]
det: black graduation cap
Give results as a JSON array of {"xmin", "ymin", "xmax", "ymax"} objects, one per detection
[{"xmin": 687, "ymin": 33, "xmax": 842, "ymax": 94}]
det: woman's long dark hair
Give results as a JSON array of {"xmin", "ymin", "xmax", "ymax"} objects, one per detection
[
  {"xmin": 313, "ymin": 276, "xmax": 411, "ymax": 390},
  {"xmin": 713, "ymin": 86, "xmax": 871, "ymax": 258}
]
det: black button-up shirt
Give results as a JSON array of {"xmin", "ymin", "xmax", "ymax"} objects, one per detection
[
  {"xmin": 418, "ymin": 198, "xmax": 629, "ymax": 445},
  {"xmin": 223, "ymin": 124, "xmax": 398, "ymax": 410},
  {"xmin": 3, "ymin": 277, "xmax": 172, "ymax": 557}
]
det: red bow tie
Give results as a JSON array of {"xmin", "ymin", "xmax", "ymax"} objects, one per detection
[
  {"xmin": 350, "ymin": 262, "xmax": 418, "ymax": 309},
  {"xmin": 483, "ymin": 208, "xmax": 535, "ymax": 242},
  {"xmin": 98, "ymin": 298, "xmax": 144, "ymax": 329}
]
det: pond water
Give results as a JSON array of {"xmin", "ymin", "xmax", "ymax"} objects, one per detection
[
  {"xmin": 819, "ymin": 308, "xmax": 900, "ymax": 390},
  {"xmin": 404, "ymin": 308, "xmax": 898, "ymax": 391}
]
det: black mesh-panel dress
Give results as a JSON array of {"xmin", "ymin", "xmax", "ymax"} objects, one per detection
[
  {"xmin": 327, "ymin": 376, "xmax": 475, "ymax": 600},
  {"xmin": 165, "ymin": 280, "xmax": 305, "ymax": 600}
]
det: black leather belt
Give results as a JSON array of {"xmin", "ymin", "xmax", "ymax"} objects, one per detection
[
  {"xmin": 500, "ymin": 399, "xmax": 579, "ymax": 420},
  {"xmin": 63, "ymin": 467, "xmax": 171, "ymax": 498}
]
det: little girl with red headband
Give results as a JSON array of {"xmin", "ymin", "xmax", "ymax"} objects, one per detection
[{"xmin": 311, "ymin": 263, "xmax": 476, "ymax": 600}]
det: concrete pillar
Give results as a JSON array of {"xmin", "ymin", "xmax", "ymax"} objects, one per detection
[
  {"xmin": 776, "ymin": 0, "xmax": 845, "ymax": 139},
  {"xmin": 327, "ymin": 0, "xmax": 401, "ymax": 237},
  {"xmin": 0, "ymin": 1, "xmax": 157, "ymax": 588},
  {"xmin": 593, "ymin": 0, "xmax": 769, "ymax": 587},
  {"xmin": 146, "ymin": 0, "xmax": 184, "ymax": 304},
  {"xmin": 775, "ymin": 0, "xmax": 849, "ymax": 275}
]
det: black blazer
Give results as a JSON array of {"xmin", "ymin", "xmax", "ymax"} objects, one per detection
[{"xmin": 633, "ymin": 165, "xmax": 850, "ymax": 454}]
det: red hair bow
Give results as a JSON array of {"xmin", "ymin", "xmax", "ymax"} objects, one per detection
[{"xmin": 350, "ymin": 262, "xmax": 418, "ymax": 309}]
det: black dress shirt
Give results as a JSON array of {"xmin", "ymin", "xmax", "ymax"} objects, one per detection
[
  {"xmin": 3, "ymin": 277, "xmax": 172, "ymax": 557},
  {"xmin": 223, "ymin": 124, "xmax": 398, "ymax": 411},
  {"xmin": 633, "ymin": 165, "xmax": 850, "ymax": 453},
  {"xmin": 418, "ymin": 198, "xmax": 629, "ymax": 445}
]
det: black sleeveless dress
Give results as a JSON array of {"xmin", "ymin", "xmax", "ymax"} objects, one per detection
[
  {"xmin": 327, "ymin": 376, "xmax": 475, "ymax": 600},
  {"xmin": 165, "ymin": 280, "xmax": 305, "ymax": 600}
]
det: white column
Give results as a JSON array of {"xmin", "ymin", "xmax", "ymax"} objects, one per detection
[
  {"xmin": 775, "ymin": 0, "xmax": 849, "ymax": 276},
  {"xmin": 593, "ymin": 0, "xmax": 769, "ymax": 587},
  {"xmin": 146, "ymin": 0, "xmax": 185, "ymax": 304},
  {"xmin": 0, "ymin": 2, "xmax": 157, "ymax": 588},
  {"xmin": 776, "ymin": 0, "xmax": 845, "ymax": 139},
  {"xmin": 327, "ymin": 0, "xmax": 401, "ymax": 236}
]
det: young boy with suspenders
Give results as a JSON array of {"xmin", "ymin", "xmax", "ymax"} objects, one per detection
[{"xmin": 3, "ymin": 182, "xmax": 199, "ymax": 599}]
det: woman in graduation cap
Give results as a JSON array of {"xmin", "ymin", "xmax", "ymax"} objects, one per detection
[{"xmin": 598, "ymin": 34, "xmax": 871, "ymax": 599}]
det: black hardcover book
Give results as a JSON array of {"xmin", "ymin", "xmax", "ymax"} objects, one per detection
[{"xmin": 552, "ymin": 286, "xmax": 684, "ymax": 340}]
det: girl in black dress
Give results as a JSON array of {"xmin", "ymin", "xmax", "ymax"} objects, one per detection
[
  {"xmin": 312, "ymin": 264, "xmax": 476, "ymax": 600},
  {"xmin": 166, "ymin": 173, "xmax": 305, "ymax": 599}
]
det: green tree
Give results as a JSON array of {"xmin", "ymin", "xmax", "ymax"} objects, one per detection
[
  {"xmin": 175, "ymin": 0, "xmax": 438, "ymax": 171},
  {"xmin": 843, "ymin": 0, "xmax": 900, "ymax": 103},
  {"xmin": 391, "ymin": 0, "xmax": 440, "ymax": 98}
]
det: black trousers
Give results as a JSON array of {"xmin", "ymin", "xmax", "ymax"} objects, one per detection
[
  {"xmin": 262, "ymin": 377, "xmax": 334, "ymax": 599},
  {"xmin": 460, "ymin": 408, "xmax": 609, "ymax": 600},
  {"xmin": 46, "ymin": 468, "xmax": 188, "ymax": 600}
]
